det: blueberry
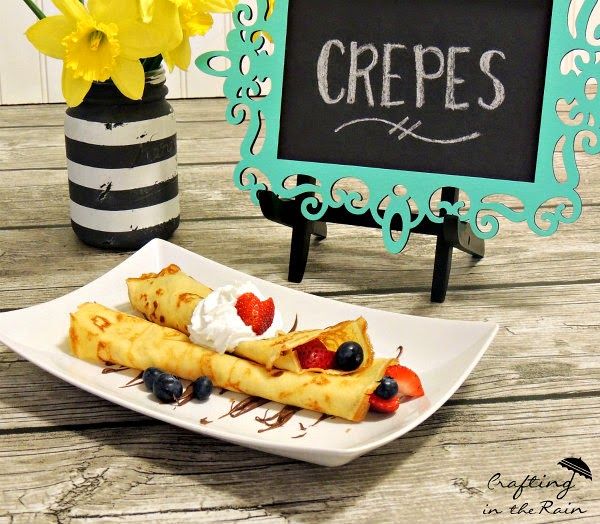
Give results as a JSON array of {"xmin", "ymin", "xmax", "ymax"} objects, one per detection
[
  {"xmin": 193, "ymin": 376, "xmax": 213, "ymax": 401},
  {"xmin": 152, "ymin": 373, "xmax": 183, "ymax": 402},
  {"xmin": 374, "ymin": 376, "xmax": 399, "ymax": 399},
  {"xmin": 142, "ymin": 367, "xmax": 164, "ymax": 392},
  {"xmin": 335, "ymin": 341, "xmax": 364, "ymax": 371}
]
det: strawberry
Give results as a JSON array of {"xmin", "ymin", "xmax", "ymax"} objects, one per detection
[
  {"xmin": 369, "ymin": 393, "xmax": 400, "ymax": 413},
  {"xmin": 384, "ymin": 364, "xmax": 424, "ymax": 398},
  {"xmin": 369, "ymin": 365, "xmax": 424, "ymax": 414},
  {"xmin": 235, "ymin": 292, "xmax": 275, "ymax": 335},
  {"xmin": 295, "ymin": 339, "xmax": 335, "ymax": 369}
]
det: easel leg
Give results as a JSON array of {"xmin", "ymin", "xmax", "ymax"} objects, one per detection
[
  {"xmin": 431, "ymin": 232, "xmax": 454, "ymax": 303},
  {"xmin": 431, "ymin": 187, "xmax": 459, "ymax": 303},
  {"xmin": 311, "ymin": 220, "xmax": 328, "ymax": 240},
  {"xmin": 446, "ymin": 217, "xmax": 485, "ymax": 259},
  {"xmin": 287, "ymin": 175, "xmax": 327, "ymax": 283},
  {"xmin": 288, "ymin": 220, "xmax": 312, "ymax": 283}
]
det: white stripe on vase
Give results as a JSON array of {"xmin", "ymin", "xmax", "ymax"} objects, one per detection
[
  {"xmin": 70, "ymin": 196, "xmax": 180, "ymax": 233},
  {"xmin": 67, "ymin": 157, "xmax": 178, "ymax": 191},
  {"xmin": 64, "ymin": 113, "xmax": 176, "ymax": 146}
]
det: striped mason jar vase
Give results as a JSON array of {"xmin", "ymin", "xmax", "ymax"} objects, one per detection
[{"xmin": 65, "ymin": 69, "xmax": 180, "ymax": 250}]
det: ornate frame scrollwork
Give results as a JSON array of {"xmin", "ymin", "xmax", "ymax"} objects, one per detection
[{"xmin": 197, "ymin": 0, "xmax": 592, "ymax": 253}]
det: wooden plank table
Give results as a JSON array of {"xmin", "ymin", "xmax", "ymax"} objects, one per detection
[{"xmin": 0, "ymin": 100, "xmax": 598, "ymax": 523}]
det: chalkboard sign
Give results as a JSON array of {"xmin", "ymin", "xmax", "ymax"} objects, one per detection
[
  {"xmin": 278, "ymin": 0, "xmax": 552, "ymax": 183},
  {"xmin": 198, "ymin": 0, "xmax": 588, "ymax": 255}
]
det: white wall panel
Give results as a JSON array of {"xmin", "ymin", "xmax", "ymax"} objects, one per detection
[
  {"xmin": 165, "ymin": 70, "xmax": 184, "ymax": 100},
  {"xmin": 185, "ymin": 14, "xmax": 229, "ymax": 98},
  {"xmin": 40, "ymin": 0, "xmax": 63, "ymax": 103},
  {"xmin": 0, "ymin": 1, "xmax": 46, "ymax": 105}
]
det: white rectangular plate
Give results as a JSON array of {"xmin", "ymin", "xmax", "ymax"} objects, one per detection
[{"xmin": 0, "ymin": 239, "xmax": 497, "ymax": 466}]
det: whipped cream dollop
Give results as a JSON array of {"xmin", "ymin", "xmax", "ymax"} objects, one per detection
[{"xmin": 187, "ymin": 282, "xmax": 283, "ymax": 353}]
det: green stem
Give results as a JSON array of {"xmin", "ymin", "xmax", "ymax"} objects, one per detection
[{"xmin": 22, "ymin": 0, "xmax": 45, "ymax": 19}]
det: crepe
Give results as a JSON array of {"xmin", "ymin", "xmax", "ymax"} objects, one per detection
[
  {"xmin": 69, "ymin": 303, "xmax": 396, "ymax": 422},
  {"xmin": 127, "ymin": 265, "xmax": 375, "ymax": 374},
  {"xmin": 234, "ymin": 318, "xmax": 375, "ymax": 373},
  {"xmin": 126, "ymin": 264, "xmax": 212, "ymax": 334}
]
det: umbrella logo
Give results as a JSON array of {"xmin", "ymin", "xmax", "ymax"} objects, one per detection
[{"xmin": 557, "ymin": 457, "xmax": 592, "ymax": 497}]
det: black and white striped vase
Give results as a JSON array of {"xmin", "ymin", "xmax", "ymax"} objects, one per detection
[{"xmin": 65, "ymin": 69, "xmax": 179, "ymax": 250}]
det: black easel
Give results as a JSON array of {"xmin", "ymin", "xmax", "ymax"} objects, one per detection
[{"xmin": 257, "ymin": 178, "xmax": 484, "ymax": 303}]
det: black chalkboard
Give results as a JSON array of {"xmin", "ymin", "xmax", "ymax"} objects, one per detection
[{"xmin": 277, "ymin": 0, "xmax": 553, "ymax": 183}]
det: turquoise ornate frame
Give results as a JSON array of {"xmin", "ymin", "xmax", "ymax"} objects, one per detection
[{"xmin": 197, "ymin": 0, "xmax": 595, "ymax": 254}]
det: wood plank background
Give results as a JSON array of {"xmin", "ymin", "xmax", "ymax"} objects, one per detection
[{"xmin": 0, "ymin": 100, "xmax": 598, "ymax": 523}]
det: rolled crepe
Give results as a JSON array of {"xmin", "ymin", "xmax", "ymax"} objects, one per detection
[
  {"xmin": 235, "ymin": 318, "xmax": 375, "ymax": 373},
  {"xmin": 69, "ymin": 303, "xmax": 396, "ymax": 422},
  {"xmin": 127, "ymin": 265, "xmax": 375, "ymax": 374},
  {"xmin": 126, "ymin": 264, "xmax": 212, "ymax": 334}
]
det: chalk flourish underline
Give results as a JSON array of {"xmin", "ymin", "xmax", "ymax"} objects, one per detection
[{"xmin": 334, "ymin": 117, "xmax": 481, "ymax": 145}]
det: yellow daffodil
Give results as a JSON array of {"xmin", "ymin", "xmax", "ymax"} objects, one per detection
[
  {"xmin": 161, "ymin": 0, "xmax": 237, "ymax": 72},
  {"xmin": 139, "ymin": 0, "xmax": 184, "ymax": 23},
  {"xmin": 25, "ymin": 0, "xmax": 178, "ymax": 107}
]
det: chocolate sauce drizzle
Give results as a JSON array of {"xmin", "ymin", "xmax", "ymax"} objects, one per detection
[
  {"xmin": 217, "ymin": 395, "xmax": 336, "ymax": 434},
  {"xmin": 311, "ymin": 413, "xmax": 334, "ymax": 427},
  {"xmin": 396, "ymin": 345, "xmax": 404, "ymax": 359},
  {"xmin": 120, "ymin": 371, "xmax": 144, "ymax": 388},
  {"xmin": 288, "ymin": 314, "xmax": 299, "ymax": 333},
  {"xmin": 102, "ymin": 365, "xmax": 129, "ymax": 374},
  {"xmin": 100, "ymin": 363, "xmax": 340, "ymax": 436},
  {"xmin": 256, "ymin": 405, "xmax": 301, "ymax": 433},
  {"xmin": 176, "ymin": 382, "xmax": 196, "ymax": 406},
  {"xmin": 220, "ymin": 396, "xmax": 270, "ymax": 419}
]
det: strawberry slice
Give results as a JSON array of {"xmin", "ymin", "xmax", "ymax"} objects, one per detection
[
  {"xmin": 235, "ymin": 292, "xmax": 275, "ymax": 335},
  {"xmin": 369, "ymin": 364, "xmax": 424, "ymax": 414},
  {"xmin": 385, "ymin": 364, "xmax": 424, "ymax": 398},
  {"xmin": 369, "ymin": 393, "xmax": 400, "ymax": 413},
  {"xmin": 295, "ymin": 339, "xmax": 335, "ymax": 369}
]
